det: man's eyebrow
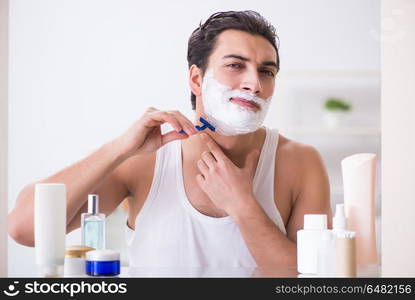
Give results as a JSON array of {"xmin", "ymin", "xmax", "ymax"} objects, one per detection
[
  {"xmin": 262, "ymin": 61, "xmax": 278, "ymax": 69},
  {"xmin": 222, "ymin": 54, "xmax": 278, "ymax": 69},
  {"xmin": 223, "ymin": 54, "xmax": 249, "ymax": 61}
]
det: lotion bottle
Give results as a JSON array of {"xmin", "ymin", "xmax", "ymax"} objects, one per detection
[
  {"xmin": 336, "ymin": 231, "xmax": 357, "ymax": 277},
  {"xmin": 297, "ymin": 214, "xmax": 327, "ymax": 274},
  {"xmin": 341, "ymin": 153, "xmax": 378, "ymax": 264},
  {"xmin": 34, "ymin": 183, "xmax": 67, "ymax": 277}
]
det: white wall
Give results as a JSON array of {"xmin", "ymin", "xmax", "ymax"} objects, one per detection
[
  {"xmin": 8, "ymin": 0, "xmax": 380, "ymax": 276},
  {"xmin": 382, "ymin": 0, "xmax": 415, "ymax": 277},
  {"xmin": 0, "ymin": 0, "xmax": 8, "ymax": 278}
]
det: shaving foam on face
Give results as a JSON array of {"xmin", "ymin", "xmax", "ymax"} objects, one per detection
[{"xmin": 201, "ymin": 69, "xmax": 271, "ymax": 136}]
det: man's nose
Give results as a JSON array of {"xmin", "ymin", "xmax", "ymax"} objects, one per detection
[{"xmin": 240, "ymin": 71, "xmax": 263, "ymax": 95}]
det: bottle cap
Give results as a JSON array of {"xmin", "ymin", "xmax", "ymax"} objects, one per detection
[
  {"xmin": 304, "ymin": 214, "xmax": 327, "ymax": 230},
  {"xmin": 88, "ymin": 194, "xmax": 99, "ymax": 214},
  {"xmin": 65, "ymin": 245, "xmax": 95, "ymax": 258},
  {"xmin": 333, "ymin": 204, "xmax": 347, "ymax": 230},
  {"xmin": 86, "ymin": 249, "xmax": 120, "ymax": 262}
]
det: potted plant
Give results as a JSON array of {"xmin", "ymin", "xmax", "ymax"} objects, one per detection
[{"xmin": 323, "ymin": 97, "xmax": 352, "ymax": 128}]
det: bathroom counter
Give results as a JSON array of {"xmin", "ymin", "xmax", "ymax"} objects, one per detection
[
  {"xmin": 120, "ymin": 264, "xmax": 380, "ymax": 278},
  {"xmin": 18, "ymin": 264, "xmax": 379, "ymax": 278}
]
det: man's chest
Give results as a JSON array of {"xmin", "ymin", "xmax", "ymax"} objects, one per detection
[{"xmin": 181, "ymin": 157, "xmax": 293, "ymax": 224}]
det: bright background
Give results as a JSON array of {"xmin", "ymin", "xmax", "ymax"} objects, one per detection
[{"xmin": 8, "ymin": 0, "xmax": 380, "ymax": 276}]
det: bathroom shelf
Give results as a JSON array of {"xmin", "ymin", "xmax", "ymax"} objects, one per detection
[{"xmin": 280, "ymin": 126, "xmax": 380, "ymax": 136}]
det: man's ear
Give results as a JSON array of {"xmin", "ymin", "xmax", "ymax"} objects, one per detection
[{"xmin": 189, "ymin": 64, "xmax": 203, "ymax": 97}]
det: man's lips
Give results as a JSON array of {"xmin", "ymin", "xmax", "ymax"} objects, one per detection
[{"xmin": 230, "ymin": 97, "xmax": 260, "ymax": 110}]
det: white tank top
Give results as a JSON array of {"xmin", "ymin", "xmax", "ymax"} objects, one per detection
[{"xmin": 125, "ymin": 126, "xmax": 286, "ymax": 268}]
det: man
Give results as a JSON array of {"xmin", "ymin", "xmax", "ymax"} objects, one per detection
[{"xmin": 8, "ymin": 11, "xmax": 332, "ymax": 268}]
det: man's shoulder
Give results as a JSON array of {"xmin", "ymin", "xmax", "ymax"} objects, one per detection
[
  {"xmin": 276, "ymin": 133, "xmax": 322, "ymax": 163},
  {"xmin": 274, "ymin": 133, "xmax": 326, "ymax": 186},
  {"xmin": 274, "ymin": 133, "xmax": 327, "ymax": 206}
]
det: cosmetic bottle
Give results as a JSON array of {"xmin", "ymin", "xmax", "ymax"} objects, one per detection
[
  {"xmin": 297, "ymin": 214, "xmax": 327, "ymax": 274},
  {"xmin": 34, "ymin": 183, "xmax": 66, "ymax": 277},
  {"xmin": 86, "ymin": 249, "xmax": 121, "ymax": 276},
  {"xmin": 336, "ymin": 231, "xmax": 357, "ymax": 277},
  {"xmin": 64, "ymin": 245, "xmax": 95, "ymax": 277},
  {"xmin": 333, "ymin": 204, "xmax": 348, "ymax": 235},
  {"xmin": 316, "ymin": 204, "xmax": 348, "ymax": 277},
  {"xmin": 81, "ymin": 194, "xmax": 106, "ymax": 249},
  {"xmin": 317, "ymin": 230, "xmax": 336, "ymax": 277},
  {"xmin": 341, "ymin": 153, "xmax": 378, "ymax": 264}
]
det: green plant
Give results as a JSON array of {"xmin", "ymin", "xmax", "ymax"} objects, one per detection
[{"xmin": 324, "ymin": 97, "xmax": 351, "ymax": 111}]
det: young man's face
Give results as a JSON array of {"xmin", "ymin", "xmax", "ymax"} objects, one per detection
[{"xmin": 203, "ymin": 29, "xmax": 278, "ymax": 112}]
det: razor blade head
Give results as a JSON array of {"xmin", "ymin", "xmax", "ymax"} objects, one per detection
[
  {"xmin": 199, "ymin": 117, "xmax": 215, "ymax": 132},
  {"xmin": 179, "ymin": 117, "xmax": 216, "ymax": 134}
]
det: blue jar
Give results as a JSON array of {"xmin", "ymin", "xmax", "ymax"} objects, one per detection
[{"xmin": 85, "ymin": 249, "xmax": 120, "ymax": 276}]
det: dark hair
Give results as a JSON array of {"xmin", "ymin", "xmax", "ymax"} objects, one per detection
[{"xmin": 187, "ymin": 10, "xmax": 280, "ymax": 110}]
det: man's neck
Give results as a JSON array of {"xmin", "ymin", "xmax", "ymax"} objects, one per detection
[
  {"xmin": 206, "ymin": 130, "xmax": 258, "ymax": 158},
  {"xmin": 182, "ymin": 114, "xmax": 265, "ymax": 167}
]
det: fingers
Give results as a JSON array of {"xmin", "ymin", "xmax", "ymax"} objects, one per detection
[
  {"xmin": 197, "ymin": 152, "xmax": 216, "ymax": 185},
  {"xmin": 161, "ymin": 130, "xmax": 189, "ymax": 146},
  {"xmin": 196, "ymin": 174, "xmax": 205, "ymax": 187},
  {"xmin": 168, "ymin": 110, "xmax": 197, "ymax": 136},
  {"xmin": 197, "ymin": 158, "xmax": 209, "ymax": 175},
  {"xmin": 199, "ymin": 133, "xmax": 228, "ymax": 162},
  {"xmin": 143, "ymin": 110, "xmax": 181, "ymax": 131},
  {"xmin": 201, "ymin": 151, "xmax": 216, "ymax": 168},
  {"xmin": 145, "ymin": 107, "xmax": 158, "ymax": 113},
  {"xmin": 143, "ymin": 108, "xmax": 197, "ymax": 136}
]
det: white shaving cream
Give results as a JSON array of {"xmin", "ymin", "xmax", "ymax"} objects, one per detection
[{"xmin": 201, "ymin": 69, "xmax": 272, "ymax": 136}]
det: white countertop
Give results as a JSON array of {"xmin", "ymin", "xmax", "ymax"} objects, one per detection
[{"xmin": 119, "ymin": 264, "xmax": 380, "ymax": 278}]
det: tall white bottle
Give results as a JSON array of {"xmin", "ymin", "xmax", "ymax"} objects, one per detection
[
  {"xmin": 34, "ymin": 183, "xmax": 67, "ymax": 277},
  {"xmin": 297, "ymin": 214, "xmax": 327, "ymax": 274},
  {"xmin": 341, "ymin": 153, "xmax": 378, "ymax": 264}
]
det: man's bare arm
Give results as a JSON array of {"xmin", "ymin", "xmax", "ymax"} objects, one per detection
[
  {"xmin": 7, "ymin": 108, "xmax": 198, "ymax": 247},
  {"xmin": 234, "ymin": 145, "xmax": 332, "ymax": 267},
  {"xmin": 7, "ymin": 140, "xmax": 129, "ymax": 247},
  {"xmin": 285, "ymin": 144, "xmax": 332, "ymax": 243}
]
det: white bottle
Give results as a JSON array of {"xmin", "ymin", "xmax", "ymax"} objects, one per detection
[
  {"xmin": 81, "ymin": 194, "xmax": 106, "ymax": 249},
  {"xmin": 317, "ymin": 230, "xmax": 336, "ymax": 277},
  {"xmin": 341, "ymin": 153, "xmax": 378, "ymax": 264},
  {"xmin": 64, "ymin": 245, "xmax": 95, "ymax": 277},
  {"xmin": 297, "ymin": 214, "xmax": 327, "ymax": 274},
  {"xmin": 34, "ymin": 183, "xmax": 67, "ymax": 277}
]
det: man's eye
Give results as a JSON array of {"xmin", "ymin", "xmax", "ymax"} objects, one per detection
[
  {"xmin": 261, "ymin": 69, "xmax": 275, "ymax": 77},
  {"xmin": 227, "ymin": 63, "xmax": 243, "ymax": 69}
]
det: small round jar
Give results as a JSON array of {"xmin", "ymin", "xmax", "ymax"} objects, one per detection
[
  {"xmin": 85, "ymin": 249, "xmax": 120, "ymax": 276},
  {"xmin": 64, "ymin": 245, "xmax": 95, "ymax": 277}
]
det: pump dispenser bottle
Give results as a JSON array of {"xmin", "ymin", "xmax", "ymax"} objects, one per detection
[
  {"xmin": 317, "ymin": 204, "xmax": 348, "ymax": 277},
  {"xmin": 333, "ymin": 204, "xmax": 348, "ymax": 235},
  {"xmin": 81, "ymin": 194, "xmax": 106, "ymax": 249}
]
